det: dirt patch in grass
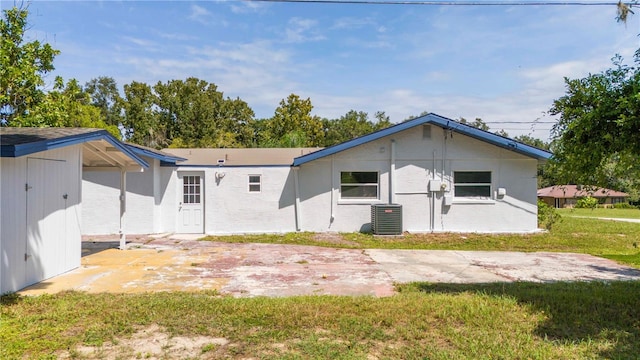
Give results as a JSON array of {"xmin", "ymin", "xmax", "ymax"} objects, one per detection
[
  {"xmin": 312, "ymin": 232, "xmax": 361, "ymax": 247},
  {"xmin": 59, "ymin": 324, "xmax": 228, "ymax": 359}
]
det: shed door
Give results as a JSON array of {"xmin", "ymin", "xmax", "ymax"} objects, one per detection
[
  {"xmin": 25, "ymin": 157, "xmax": 68, "ymax": 287},
  {"xmin": 177, "ymin": 172, "xmax": 204, "ymax": 233}
]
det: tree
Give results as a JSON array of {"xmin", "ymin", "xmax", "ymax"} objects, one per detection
[
  {"xmin": 323, "ymin": 110, "xmax": 392, "ymax": 146},
  {"xmin": 1, "ymin": 6, "xmax": 59, "ymax": 125},
  {"xmin": 263, "ymin": 94, "xmax": 324, "ymax": 147},
  {"xmin": 84, "ymin": 76, "xmax": 123, "ymax": 127},
  {"xmin": 513, "ymin": 135, "xmax": 550, "ymax": 150},
  {"xmin": 20, "ymin": 76, "xmax": 119, "ymax": 136},
  {"xmin": 459, "ymin": 117, "xmax": 490, "ymax": 131},
  {"xmin": 152, "ymin": 78, "xmax": 254, "ymax": 148},
  {"xmin": 121, "ymin": 81, "xmax": 166, "ymax": 148},
  {"xmin": 549, "ymin": 54, "xmax": 640, "ymax": 191}
]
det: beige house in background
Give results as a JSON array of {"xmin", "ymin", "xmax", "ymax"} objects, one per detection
[{"xmin": 537, "ymin": 185, "xmax": 629, "ymax": 208}]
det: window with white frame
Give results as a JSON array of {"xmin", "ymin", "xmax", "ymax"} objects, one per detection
[
  {"xmin": 340, "ymin": 171, "xmax": 379, "ymax": 199},
  {"xmin": 182, "ymin": 175, "xmax": 201, "ymax": 204},
  {"xmin": 453, "ymin": 171, "xmax": 491, "ymax": 198},
  {"xmin": 248, "ymin": 175, "xmax": 261, "ymax": 193}
]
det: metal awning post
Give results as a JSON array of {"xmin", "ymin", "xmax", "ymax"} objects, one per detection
[{"xmin": 119, "ymin": 167, "xmax": 127, "ymax": 250}]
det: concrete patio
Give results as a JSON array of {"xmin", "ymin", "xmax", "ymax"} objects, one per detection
[{"xmin": 18, "ymin": 234, "xmax": 640, "ymax": 297}]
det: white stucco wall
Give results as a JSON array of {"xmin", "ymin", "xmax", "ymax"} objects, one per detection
[
  {"xmin": 1, "ymin": 146, "xmax": 82, "ymax": 293},
  {"xmin": 296, "ymin": 125, "xmax": 539, "ymax": 233},
  {"xmin": 82, "ymin": 158, "xmax": 170, "ymax": 235},
  {"xmin": 167, "ymin": 166, "xmax": 297, "ymax": 235}
]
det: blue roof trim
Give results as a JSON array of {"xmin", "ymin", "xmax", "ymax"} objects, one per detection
[
  {"xmin": 2, "ymin": 129, "xmax": 149, "ymax": 168},
  {"xmin": 125, "ymin": 144, "xmax": 186, "ymax": 164},
  {"xmin": 292, "ymin": 113, "xmax": 552, "ymax": 166},
  {"xmin": 161, "ymin": 163, "xmax": 292, "ymax": 169}
]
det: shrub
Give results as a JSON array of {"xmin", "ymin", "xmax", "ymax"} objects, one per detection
[
  {"xmin": 576, "ymin": 196, "xmax": 598, "ymax": 209},
  {"xmin": 613, "ymin": 202, "xmax": 636, "ymax": 209},
  {"xmin": 538, "ymin": 199, "xmax": 561, "ymax": 231}
]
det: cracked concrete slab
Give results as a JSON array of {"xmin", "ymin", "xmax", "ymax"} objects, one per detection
[
  {"xmin": 18, "ymin": 237, "xmax": 640, "ymax": 297},
  {"xmin": 366, "ymin": 249, "xmax": 640, "ymax": 284}
]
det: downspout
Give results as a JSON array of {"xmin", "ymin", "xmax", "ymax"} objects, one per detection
[
  {"xmin": 431, "ymin": 150, "xmax": 437, "ymax": 232},
  {"xmin": 389, "ymin": 140, "xmax": 396, "ymax": 204},
  {"xmin": 330, "ymin": 157, "xmax": 335, "ymax": 225},
  {"xmin": 119, "ymin": 167, "xmax": 127, "ymax": 250},
  {"xmin": 293, "ymin": 167, "xmax": 301, "ymax": 231}
]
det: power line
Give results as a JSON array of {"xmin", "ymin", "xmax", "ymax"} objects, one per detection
[{"xmin": 241, "ymin": 0, "xmax": 633, "ymax": 6}]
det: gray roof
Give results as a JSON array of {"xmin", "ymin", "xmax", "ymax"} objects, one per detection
[
  {"xmin": 162, "ymin": 148, "xmax": 322, "ymax": 166},
  {"xmin": 293, "ymin": 113, "xmax": 553, "ymax": 166}
]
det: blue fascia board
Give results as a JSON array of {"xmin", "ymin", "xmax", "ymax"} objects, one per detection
[
  {"xmin": 292, "ymin": 113, "xmax": 552, "ymax": 166},
  {"xmin": 161, "ymin": 163, "xmax": 291, "ymax": 169},
  {"xmin": 2, "ymin": 130, "xmax": 149, "ymax": 168},
  {"xmin": 126, "ymin": 145, "xmax": 186, "ymax": 164}
]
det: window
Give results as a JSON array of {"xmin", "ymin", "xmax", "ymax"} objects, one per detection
[
  {"xmin": 340, "ymin": 171, "xmax": 378, "ymax": 199},
  {"xmin": 249, "ymin": 175, "xmax": 261, "ymax": 193},
  {"xmin": 454, "ymin": 171, "xmax": 491, "ymax": 198},
  {"xmin": 183, "ymin": 176, "xmax": 201, "ymax": 204}
]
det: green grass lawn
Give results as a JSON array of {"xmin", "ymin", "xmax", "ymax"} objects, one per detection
[
  {"xmin": 2, "ymin": 215, "xmax": 640, "ymax": 359},
  {"xmin": 558, "ymin": 207, "xmax": 640, "ymax": 219},
  {"xmin": 2, "ymin": 282, "xmax": 640, "ymax": 359}
]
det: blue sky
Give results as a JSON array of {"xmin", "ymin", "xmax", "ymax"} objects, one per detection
[{"xmin": 5, "ymin": 0, "xmax": 640, "ymax": 140}]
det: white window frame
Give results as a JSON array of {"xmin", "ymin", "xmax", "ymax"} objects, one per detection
[
  {"xmin": 340, "ymin": 171, "xmax": 379, "ymax": 200},
  {"xmin": 453, "ymin": 171, "xmax": 492, "ymax": 200},
  {"xmin": 182, "ymin": 175, "xmax": 201, "ymax": 204},
  {"xmin": 248, "ymin": 174, "xmax": 261, "ymax": 193}
]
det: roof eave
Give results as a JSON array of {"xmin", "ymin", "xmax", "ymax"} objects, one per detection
[
  {"xmin": 292, "ymin": 113, "xmax": 553, "ymax": 166},
  {"xmin": 2, "ymin": 129, "xmax": 149, "ymax": 168}
]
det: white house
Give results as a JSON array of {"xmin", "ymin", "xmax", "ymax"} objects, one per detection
[
  {"xmin": 0, "ymin": 128, "xmax": 148, "ymax": 294},
  {"xmin": 82, "ymin": 114, "xmax": 552, "ymax": 237}
]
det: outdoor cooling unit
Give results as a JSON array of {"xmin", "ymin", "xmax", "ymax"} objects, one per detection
[{"xmin": 371, "ymin": 204, "xmax": 403, "ymax": 235}]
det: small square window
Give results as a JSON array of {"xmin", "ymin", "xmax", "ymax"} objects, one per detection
[{"xmin": 249, "ymin": 175, "xmax": 261, "ymax": 193}]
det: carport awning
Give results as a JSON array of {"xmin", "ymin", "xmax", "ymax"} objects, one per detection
[{"xmin": 0, "ymin": 127, "xmax": 148, "ymax": 170}]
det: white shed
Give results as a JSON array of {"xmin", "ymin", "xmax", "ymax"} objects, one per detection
[{"xmin": 0, "ymin": 128, "xmax": 147, "ymax": 293}]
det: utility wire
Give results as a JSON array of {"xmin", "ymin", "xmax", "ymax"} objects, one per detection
[{"xmin": 241, "ymin": 0, "xmax": 635, "ymax": 6}]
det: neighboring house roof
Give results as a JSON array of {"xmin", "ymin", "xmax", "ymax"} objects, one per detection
[
  {"xmin": 125, "ymin": 143, "xmax": 186, "ymax": 164},
  {"xmin": 293, "ymin": 113, "xmax": 553, "ymax": 166},
  {"xmin": 0, "ymin": 127, "xmax": 148, "ymax": 168},
  {"xmin": 537, "ymin": 185, "xmax": 629, "ymax": 199},
  {"xmin": 162, "ymin": 148, "xmax": 322, "ymax": 166}
]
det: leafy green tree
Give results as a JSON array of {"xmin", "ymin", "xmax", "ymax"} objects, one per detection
[
  {"xmin": 459, "ymin": 117, "xmax": 490, "ymax": 131},
  {"xmin": 513, "ymin": 135, "xmax": 550, "ymax": 150},
  {"xmin": 21, "ymin": 77, "xmax": 119, "ymax": 136},
  {"xmin": 84, "ymin": 76, "xmax": 123, "ymax": 127},
  {"xmin": 121, "ymin": 81, "xmax": 166, "ymax": 148},
  {"xmin": 322, "ymin": 110, "xmax": 392, "ymax": 146},
  {"xmin": 263, "ymin": 94, "xmax": 324, "ymax": 147},
  {"xmin": 153, "ymin": 77, "xmax": 254, "ymax": 148},
  {"xmin": 1, "ymin": 6, "xmax": 59, "ymax": 125},
  {"xmin": 549, "ymin": 54, "xmax": 640, "ymax": 191}
]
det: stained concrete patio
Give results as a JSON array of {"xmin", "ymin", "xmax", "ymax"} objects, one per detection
[{"xmin": 19, "ymin": 235, "xmax": 640, "ymax": 297}]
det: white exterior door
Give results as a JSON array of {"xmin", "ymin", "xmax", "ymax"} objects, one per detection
[
  {"xmin": 25, "ymin": 157, "xmax": 68, "ymax": 286},
  {"xmin": 177, "ymin": 172, "xmax": 204, "ymax": 233}
]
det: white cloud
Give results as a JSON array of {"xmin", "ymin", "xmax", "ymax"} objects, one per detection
[
  {"xmin": 189, "ymin": 4, "xmax": 211, "ymax": 23},
  {"xmin": 285, "ymin": 17, "xmax": 325, "ymax": 43},
  {"xmin": 121, "ymin": 36, "xmax": 156, "ymax": 48},
  {"xmin": 230, "ymin": 1, "xmax": 268, "ymax": 14}
]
